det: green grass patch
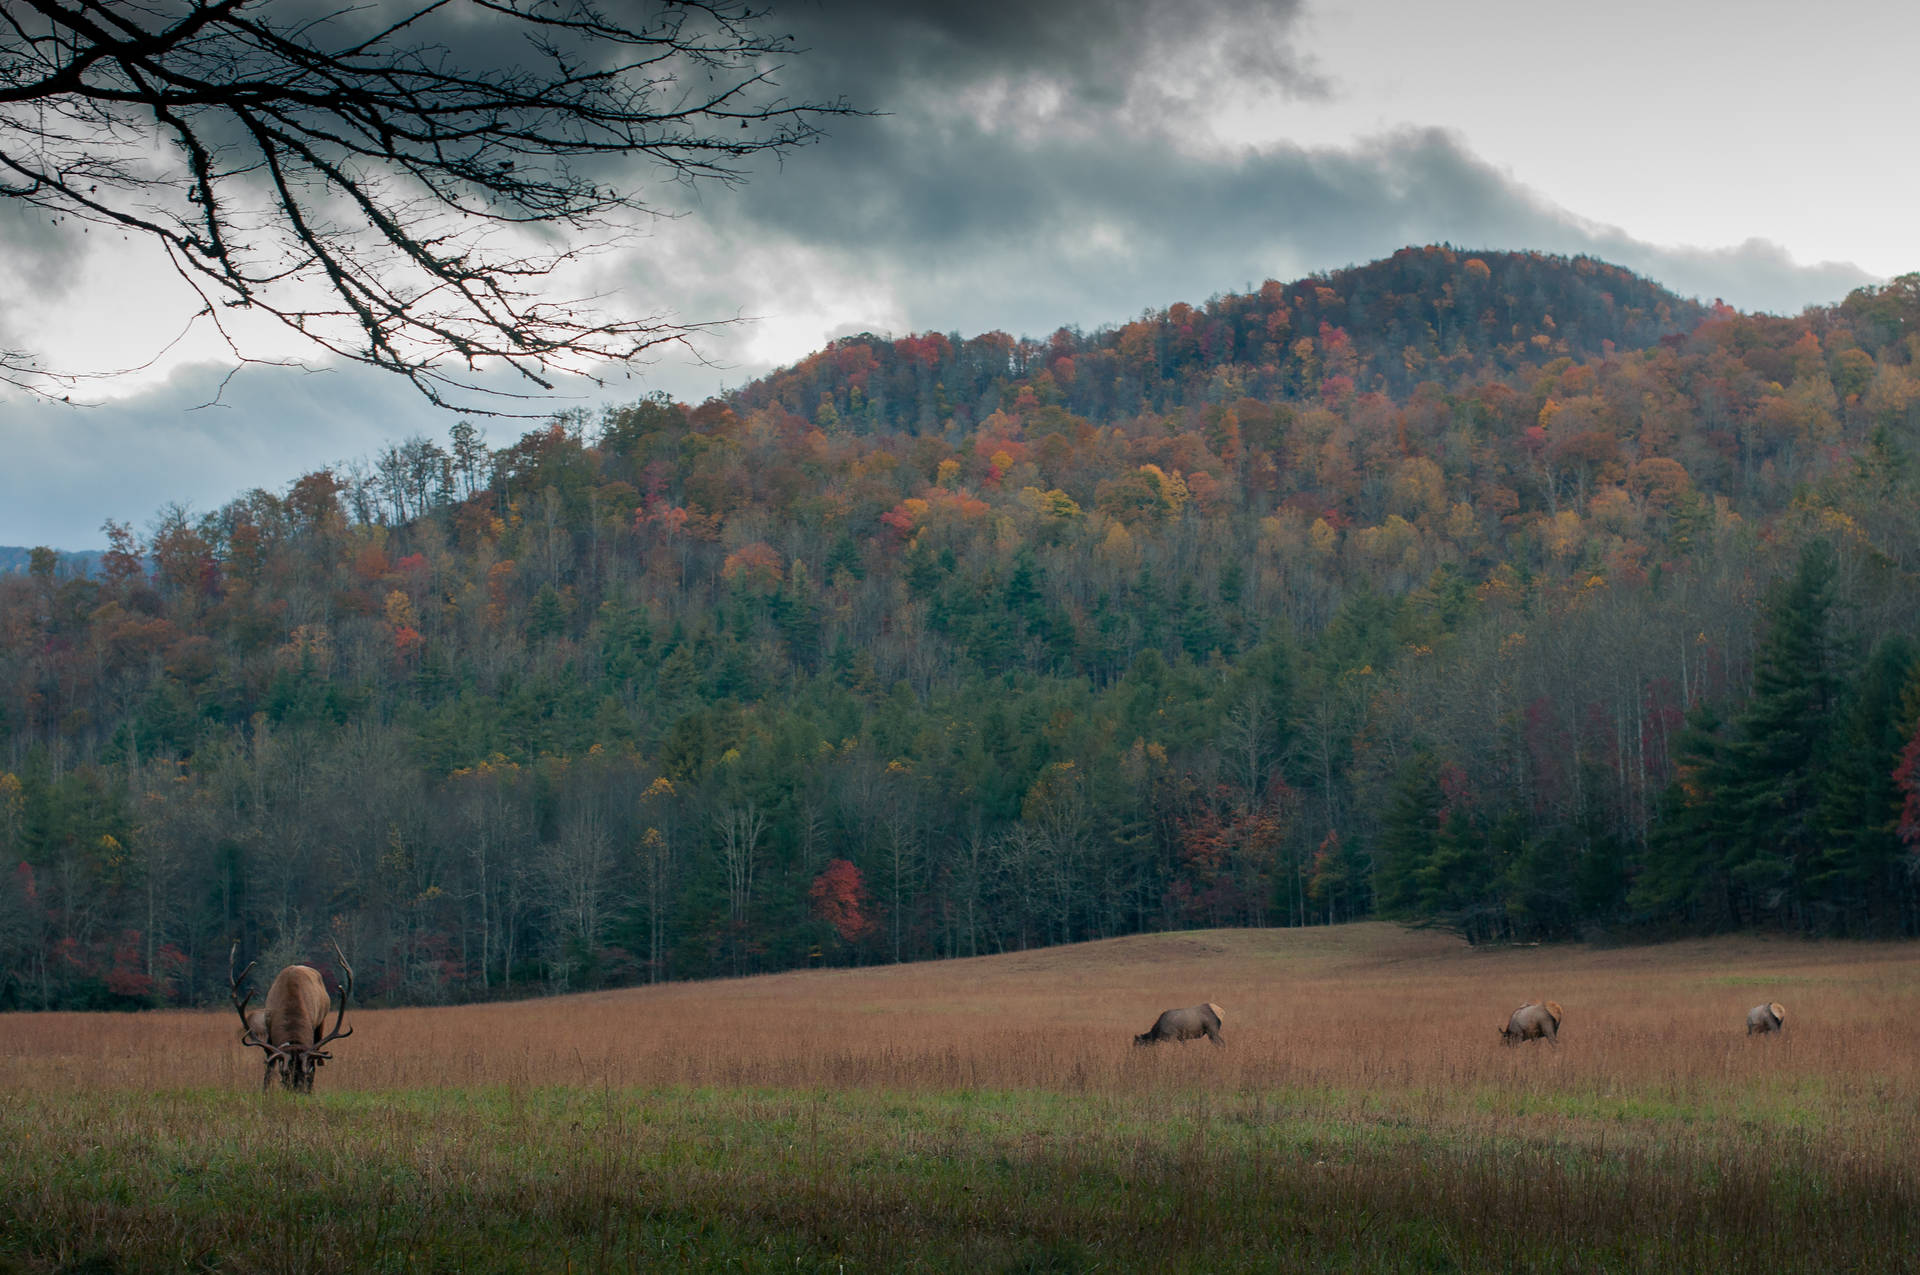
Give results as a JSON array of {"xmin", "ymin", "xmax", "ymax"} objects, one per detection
[{"xmin": 1, "ymin": 1083, "xmax": 1912, "ymax": 1273}]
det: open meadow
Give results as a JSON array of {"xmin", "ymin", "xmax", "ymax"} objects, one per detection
[{"xmin": 3, "ymin": 923, "xmax": 1918, "ymax": 1272}]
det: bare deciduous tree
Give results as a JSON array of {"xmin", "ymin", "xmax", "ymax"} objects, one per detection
[
  {"xmin": 0, "ymin": 0, "xmax": 848, "ymax": 407},
  {"xmin": 541, "ymin": 810, "xmax": 613, "ymax": 989},
  {"xmin": 715, "ymin": 800, "xmax": 763, "ymax": 973}
]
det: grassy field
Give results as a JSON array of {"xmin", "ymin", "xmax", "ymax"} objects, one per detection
[{"xmin": 3, "ymin": 923, "xmax": 1917, "ymax": 1272}]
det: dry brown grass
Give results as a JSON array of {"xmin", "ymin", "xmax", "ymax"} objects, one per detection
[
  {"xmin": 4, "ymin": 924, "xmax": 1917, "ymax": 1272},
  {"xmin": 7, "ymin": 923, "xmax": 1915, "ymax": 1108}
]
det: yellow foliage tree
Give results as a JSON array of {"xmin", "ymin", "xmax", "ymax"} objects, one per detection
[
  {"xmin": 1099, "ymin": 520, "xmax": 1138, "ymax": 566},
  {"xmin": 1308, "ymin": 517, "xmax": 1338, "ymax": 559},
  {"xmin": 383, "ymin": 589, "xmax": 416, "ymax": 630},
  {"xmin": 1543, "ymin": 510, "xmax": 1584, "ymax": 560}
]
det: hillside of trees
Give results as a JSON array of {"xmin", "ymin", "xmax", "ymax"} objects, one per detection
[{"xmin": 4, "ymin": 246, "xmax": 1918, "ymax": 1010}]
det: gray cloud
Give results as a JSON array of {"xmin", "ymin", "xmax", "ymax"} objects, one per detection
[
  {"xmin": 1593, "ymin": 236, "xmax": 1875, "ymax": 316},
  {"xmin": 643, "ymin": 114, "xmax": 1874, "ymax": 366},
  {"xmin": 778, "ymin": 0, "xmax": 1324, "ymax": 108},
  {"xmin": 608, "ymin": 0, "xmax": 1876, "ymax": 361},
  {"xmin": 0, "ymin": 205, "xmax": 86, "ymax": 294}
]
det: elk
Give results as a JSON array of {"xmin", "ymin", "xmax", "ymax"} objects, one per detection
[
  {"xmin": 1133, "ymin": 1002, "xmax": 1226, "ymax": 1047},
  {"xmin": 1747, "ymin": 1002, "xmax": 1786, "ymax": 1035},
  {"xmin": 1499, "ymin": 1000, "xmax": 1562, "ymax": 1045},
  {"xmin": 230, "ymin": 941, "xmax": 353, "ymax": 1092}
]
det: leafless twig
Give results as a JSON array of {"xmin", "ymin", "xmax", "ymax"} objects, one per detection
[{"xmin": 0, "ymin": 0, "xmax": 852, "ymax": 412}]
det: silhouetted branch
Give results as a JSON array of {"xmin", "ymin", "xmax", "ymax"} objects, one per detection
[{"xmin": 0, "ymin": 0, "xmax": 851, "ymax": 411}]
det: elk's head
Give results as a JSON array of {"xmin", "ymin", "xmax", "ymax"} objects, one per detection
[{"xmin": 230, "ymin": 940, "xmax": 353, "ymax": 1092}]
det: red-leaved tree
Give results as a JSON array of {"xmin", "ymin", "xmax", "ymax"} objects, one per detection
[
  {"xmin": 809, "ymin": 859, "xmax": 876, "ymax": 945},
  {"xmin": 1895, "ymin": 720, "xmax": 1920, "ymax": 846}
]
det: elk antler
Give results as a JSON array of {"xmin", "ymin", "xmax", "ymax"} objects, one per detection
[
  {"xmin": 313, "ymin": 938, "xmax": 353, "ymax": 1050},
  {"xmin": 229, "ymin": 941, "xmax": 270, "ymax": 1052}
]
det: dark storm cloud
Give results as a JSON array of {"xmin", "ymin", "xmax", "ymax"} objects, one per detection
[
  {"xmin": 775, "ymin": 0, "xmax": 1324, "ymax": 107},
  {"xmin": 660, "ymin": 104, "xmax": 1871, "ymax": 357},
  {"xmin": 644, "ymin": 0, "xmax": 1873, "ymax": 343}
]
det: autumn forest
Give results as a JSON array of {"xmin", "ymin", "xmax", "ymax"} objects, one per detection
[{"xmin": 4, "ymin": 246, "xmax": 1919, "ymax": 1010}]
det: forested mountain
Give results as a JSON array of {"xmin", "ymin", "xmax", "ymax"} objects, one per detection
[
  {"xmin": 735, "ymin": 248, "xmax": 1705, "ymax": 431},
  {"xmin": 4, "ymin": 246, "xmax": 1918, "ymax": 1010}
]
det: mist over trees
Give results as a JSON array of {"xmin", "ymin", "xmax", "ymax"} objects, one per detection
[{"xmin": 4, "ymin": 248, "xmax": 1919, "ymax": 1010}]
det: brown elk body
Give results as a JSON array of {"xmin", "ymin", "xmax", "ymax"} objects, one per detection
[
  {"xmin": 1499, "ymin": 1000, "xmax": 1563, "ymax": 1045},
  {"xmin": 1134, "ymin": 1002, "xmax": 1225, "ymax": 1047},
  {"xmin": 1747, "ymin": 1002, "xmax": 1786, "ymax": 1035},
  {"xmin": 231, "ymin": 942, "xmax": 353, "ymax": 1092}
]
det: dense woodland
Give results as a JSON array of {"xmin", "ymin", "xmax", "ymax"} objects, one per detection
[{"xmin": 4, "ymin": 246, "xmax": 1920, "ymax": 1010}]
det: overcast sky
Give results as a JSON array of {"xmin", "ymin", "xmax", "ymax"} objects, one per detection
[{"xmin": 4, "ymin": 0, "xmax": 1913, "ymax": 549}]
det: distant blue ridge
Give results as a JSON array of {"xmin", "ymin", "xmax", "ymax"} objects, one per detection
[{"xmin": 0, "ymin": 545, "xmax": 106, "ymax": 575}]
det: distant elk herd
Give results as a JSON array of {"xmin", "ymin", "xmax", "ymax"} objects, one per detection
[
  {"xmin": 220, "ymin": 940, "xmax": 1789, "ymax": 1092},
  {"xmin": 1132, "ymin": 996, "xmax": 1788, "ymax": 1050}
]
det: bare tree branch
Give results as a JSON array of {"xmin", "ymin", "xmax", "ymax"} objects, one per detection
[{"xmin": 0, "ymin": 0, "xmax": 852, "ymax": 411}]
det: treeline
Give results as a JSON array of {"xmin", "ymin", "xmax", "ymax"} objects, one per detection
[{"xmin": 3, "ymin": 248, "xmax": 1918, "ymax": 1010}]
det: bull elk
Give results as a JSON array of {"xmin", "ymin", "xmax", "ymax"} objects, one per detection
[
  {"xmin": 1499, "ymin": 1000, "xmax": 1562, "ymax": 1045},
  {"xmin": 1747, "ymin": 1002, "xmax": 1786, "ymax": 1036},
  {"xmin": 1133, "ymin": 1002, "xmax": 1225, "ymax": 1047},
  {"xmin": 230, "ymin": 941, "xmax": 354, "ymax": 1092}
]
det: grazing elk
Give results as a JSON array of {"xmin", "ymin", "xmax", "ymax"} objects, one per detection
[
  {"xmin": 1499, "ymin": 1000, "xmax": 1562, "ymax": 1046},
  {"xmin": 230, "ymin": 941, "xmax": 353, "ymax": 1092},
  {"xmin": 1134, "ymin": 1002, "xmax": 1226, "ymax": 1047},
  {"xmin": 1747, "ymin": 1002, "xmax": 1786, "ymax": 1036}
]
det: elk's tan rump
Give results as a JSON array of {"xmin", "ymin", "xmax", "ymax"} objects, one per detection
[
  {"xmin": 263, "ymin": 965, "xmax": 330, "ymax": 1048},
  {"xmin": 1499, "ymin": 1000, "xmax": 1562, "ymax": 1045},
  {"xmin": 1134, "ymin": 1003, "xmax": 1225, "ymax": 1047},
  {"xmin": 1747, "ymin": 1002, "xmax": 1786, "ymax": 1035},
  {"xmin": 231, "ymin": 942, "xmax": 353, "ymax": 1092}
]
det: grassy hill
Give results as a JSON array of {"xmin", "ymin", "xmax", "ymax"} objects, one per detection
[{"xmin": 4, "ymin": 923, "xmax": 1916, "ymax": 1270}]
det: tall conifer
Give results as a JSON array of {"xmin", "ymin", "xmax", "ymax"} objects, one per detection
[{"xmin": 1715, "ymin": 540, "xmax": 1838, "ymax": 928}]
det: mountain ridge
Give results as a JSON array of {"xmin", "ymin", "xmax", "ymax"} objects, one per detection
[
  {"xmin": 0, "ymin": 545, "xmax": 102, "ymax": 574},
  {"xmin": 727, "ymin": 246, "xmax": 1712, "ymax": 434}
]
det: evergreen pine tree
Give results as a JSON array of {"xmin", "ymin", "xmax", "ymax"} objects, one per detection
[
  {"xmin": 1633, "ymin": 704, "xmax": 1735, "ymax": 927},
  {"xmin": 1506, "ymin": 823, "xmax": 1579, "ymax": 940},
  {"xmin": 527, "ymin": 583, "xmax": 568, "ymax": 642},
  {"xmin": 1374, "ymin": 751, "xmax": 1442, "ymax": 918},
  {"xmin": 1808, "ymin": 636, "xmax": 1918, "ymax": 933},
  {"xmin": 1714, "ymin": 540, "xmax": 1838, "ymax": 928},
  {"xmin": 1415, "ymin": 805, "xmax": 1502, "ymax": 943}
]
